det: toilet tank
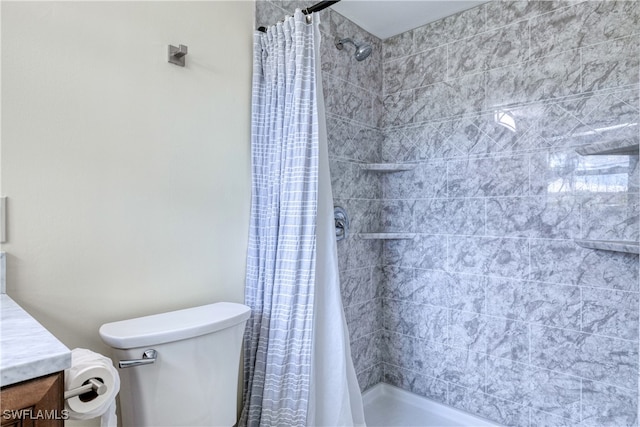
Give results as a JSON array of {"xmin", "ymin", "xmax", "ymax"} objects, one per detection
[{"xmin": 99, "ymin": 302, "xmax": 250, "ymax": 427}]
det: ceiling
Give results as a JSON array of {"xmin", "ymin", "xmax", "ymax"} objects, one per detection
[{"xmin": 330, "ymin": 1, "xmax": 487, "ymax": 40}]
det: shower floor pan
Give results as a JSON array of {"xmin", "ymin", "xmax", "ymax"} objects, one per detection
[{"xmin": 363, "ymin": 383, "xmax": 500, "ymax": 427}]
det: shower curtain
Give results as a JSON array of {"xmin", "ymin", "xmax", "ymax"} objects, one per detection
[{"xmin": 241, "ymin": 10, "xmax": 365, "ymax": 427}]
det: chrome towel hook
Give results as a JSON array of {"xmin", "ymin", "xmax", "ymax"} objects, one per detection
[{"xmin": 168, "ymin": 44, "xmax": 188, "ymax": 67}]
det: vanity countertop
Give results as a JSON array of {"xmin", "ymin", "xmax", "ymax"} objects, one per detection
[{"xmin": 0, "ymin": 294, "xmax": 71, "ymax": 387}]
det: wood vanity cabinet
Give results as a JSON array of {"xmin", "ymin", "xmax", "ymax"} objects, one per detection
[{"xmin": 0, "ymin": 372, "xmax": 65, "ymax": 427}]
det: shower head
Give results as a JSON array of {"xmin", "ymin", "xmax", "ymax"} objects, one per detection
[{"xmin": 335, "ymin": 38, "xmax": 372, "ymax": 61}]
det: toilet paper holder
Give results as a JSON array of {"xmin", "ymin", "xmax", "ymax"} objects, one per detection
[{"xmin": 64, "ymin": 378, "xmax": 107, "ymax": 400}]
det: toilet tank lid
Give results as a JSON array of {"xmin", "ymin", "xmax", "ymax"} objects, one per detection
[{"xmin": 98, "ymin": 302, "xmax": 251, "ymax": 349}]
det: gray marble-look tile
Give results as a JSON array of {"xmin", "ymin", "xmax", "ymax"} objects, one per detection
[
  {"xmin": 326, "ymin": 119, "xmax": 381, "ymax": 163},
  {"xmin": 336, "ymin": 233, "xmax": 382, "ymax": 272},
  {"xmin": 446, "ymin": 273, "xmax": 486, "ymax": 315},
  {"xmin": 356, "ymin": 362, "xmax": 382, "ymax": 393},
  {"xmin": 383, "ymin": 298, "xmax": 448, "ymax": 345},
  {"xmin": 530, "ymin": 410, "xmax": 581, "ymax": 427},
  {"xmin": 485, "ymin": 195, "xmax": 581, "ymax": 239},
  {"xmin": 485, "ymin": 49, "xmax": 581, "ymax": 109},
  {"xmin": 411, "ymin": 269, "xmax": 450, "ymax": 308},
  {"xmin": 406, "ymin": 5, "xmax": 487, "ymax": 55},
  {"xmin": 329, "ymin": 158, "xmax": 381, "ymax": 200},
  {"xmin": 382, "ymin": 330, "xmax": 417, "ymax": 371},
  {"xmin": 581, "ymin": 193, "xmax": 639, "ymax": 243},
  {"xmin": 469, "ymin": 109, "xmax": 534, "ymax": 155},
  {"xmin": 383, "ymin": 364, "xmax": 448, "ymax": 404},
  {"xmin": 404, "ymin": 123, "xmax": 461, "ymax": 161},
  {"xmin": 448, "ymin": 384, "xmax": 530, "ymax": 427},
  {"xmin": 564, "ymin": 91, "xmax": 640, "ymax": 148},
  {"xmin": 381, "ymin": 127, "xmax": 418, "ymax": 163},
  {"xmin": 448, "ymin": 21, "xmax": 529, "ymax": 79},
  {"xmin": 437, "ymin": 3, "xmax": 487, "ymax": 45},
  {"xmin": 383, "ymin": 299, "xmax": 417, "ymax": 338},
  {"xmin": 384, "ymin": 46, "xmax": 447, "ymax": 94},
  {"xmin": 447, "ymin": 236, "xmax": 529, "ymax": 279},
  {"xmin": 414, "ymin": 73, "xmax": 486, "ymax": 123},
  {"xmin": 323, "ymin": 74, "xmax": 374, "ymax": 126},
  {"xmin": 582, "ymin": 35, "xmax": 640, "ymax": 93},
  {"xmin": 381, "ymin": 265, "xmax": 414, "ymax": 300},
  {"xmin": 530, "ymin": 1, "xmax": 640, "ymax": 59},
  {"xmin": 484, "ymin": 316, "xmax": 530, "ymax": 362},
  {"xmin": 383, "ymin": 235, "xmax": 447, "ymax": 270},
  {"xmin": 530, "ymin": 324, "xmax": 638, "ymax": 390},
  {"xmin": 531, "ymin": 102, "xmax": 585, "ymax": 148},
  {"xmin": 413, "ymin": 198, "xmax": 485, "ymax": 235},
  {"xmin": 485, "ymin": 357, "xmax": 532, "ymax": 407},
  {"xmin": 448, "ymin": 311, "xmax": 487, "ymax": 355},
  {"xmin": 383, "ymin": 161, "xmax": 447, "ymax": 199},
  {"xmin": 413, "ymin": 303, "xmax": 449, "ymax": 344},
  {"xmin": 412, "ymin": 19, "xmax": 445, "ymax": 53},
  {"xmin": 582, "ymin": 380, "xmax": 639, "ymax": 427},
  {"xmin": 437, "ymin": 117, "xmax": 495, "ymax": 157},
  {"xmin": 447, "ymin": 154, "xmax": 529, "ymax": 198},
  {"xmin": 572, "ymin": 154, "xmax": 640, "ymax": 194},
  {"xmin": 528, "ymin": 366, "xmax": 581, "ymax": 421},
  {"xmin": 382, "ymin": 31, "xmax": 413, "ymax": 62},
  {"xmin": 449, "ymin": 311, "xmax": 529, "ymax": 362},
  {"xmin": 351, "ymin": 329, "xmax": 381, "ymax": 375},
  {"xmin": 486, "ymin": 277, "xmax": 581, "ymax": 330},
  {"xmin": 381, "ymin": 200, "xmax": 415, "ymax": 232},
  {"xmin": 485, "ymin": 1, "xmax": 561, "ymax": 30},
  {"xmin": 346, "ymin": 298, "xmax": 382, "ymax": 341},
  {"xmin": 441, "ymin": 345, "xmax": 486, "ymax": 392},
  {"xmin": 339, "ymin": 267, "xmax": 376, "ymax": 309},
  {"xmin": 413, "ymin": 270, "xmax": 485, "ymax": 314},
  {"xmin": 529, "ymin": 239, "xmax": 639, "ymax": 291},
  {"xmin": 382, "ymin": 90, "xmax": 415, "ymax": 127},
  {"xmin": 582, "ymin": 287, "xmax": 639, "ymax": 340},
  {"xmin": 529, "ymin": 150, "xmax": 581, "ymax": 195}
]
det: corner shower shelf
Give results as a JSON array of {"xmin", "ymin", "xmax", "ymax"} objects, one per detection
[
  {"xmin": 360, "ymin": 233, "xmax": 417, "ymax": 240},
  {"xmin": 359, "ymin": 163, "xmax": 417, "ymax": 172},
  {"xmin": 575, "ymin": 138, "xmax": 639, "ymax": 156},
  {"xmin": 575, "ymin": 239, "xmax": 640, "ymax": 254}
]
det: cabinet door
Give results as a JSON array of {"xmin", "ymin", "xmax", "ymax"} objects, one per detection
[{"xmin": 0, "ymin": 372, "xmax": 64, "ymax": 427}]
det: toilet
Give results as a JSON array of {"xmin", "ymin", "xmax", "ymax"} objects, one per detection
[{"xmin": 99, "ymin": 302, "xmax": 250, "ymax": 427}]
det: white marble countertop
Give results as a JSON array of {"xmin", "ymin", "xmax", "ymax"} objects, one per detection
[{"xmin": 1, "ymin": 294, "xmax": 71, "ymax": 387}]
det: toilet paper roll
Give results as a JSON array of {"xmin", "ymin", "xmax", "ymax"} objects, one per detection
[{"xmin": 65, "ymin": 348, "xmax": 120, "ymax": 427}]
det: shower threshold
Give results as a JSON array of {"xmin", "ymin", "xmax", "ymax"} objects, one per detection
[{"xmin": 363, "ymin": 383, "xmax": 501, "ymax": 427}]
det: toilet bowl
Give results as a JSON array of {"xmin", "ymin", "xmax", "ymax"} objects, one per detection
[{"xmin": 99, "ymin": 302, "xmax": 250, "ymax": 427}]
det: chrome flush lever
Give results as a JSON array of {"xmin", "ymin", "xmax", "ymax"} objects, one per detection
[{"xmin": 118, "ymin": 349, "xmax": 157, "ymax": 369}]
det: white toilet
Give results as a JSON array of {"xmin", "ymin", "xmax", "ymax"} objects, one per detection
[{"xmin": 99, "ymin": 302, "xmax": 250, "ymax": 427}]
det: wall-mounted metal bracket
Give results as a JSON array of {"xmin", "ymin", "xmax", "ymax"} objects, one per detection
[
  {"xmin": 168, "ymin": 44, "xmax": 188, "ymax": 67},
  {"xmin": 0, "ymin": 197, "xmax": 6, "ymax": 243}
]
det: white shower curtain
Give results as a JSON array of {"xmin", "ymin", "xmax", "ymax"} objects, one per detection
[
  {"xmin": 242, "ymin": 10, "xmax": 364, "ymax": 427},
  {"xmin": 308, "ymin": 16, "xmax": 366, "ymax": 427}
]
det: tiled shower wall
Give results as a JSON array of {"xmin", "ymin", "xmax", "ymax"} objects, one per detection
[
  {"xmin": 255, "ymin": 0, "xmax": 386, "ymax": 391},
  {"xmin": 380, "ymin": 1, "xmax": 639, "ymax": 426},
  {"xmin": 256, "ymin": 1, "xmax": 640, "ymax": 425}
]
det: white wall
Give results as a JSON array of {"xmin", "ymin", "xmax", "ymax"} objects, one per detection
[{"xmin": 1, "ymin": 0, "xmax": 253, "ymax": 358}]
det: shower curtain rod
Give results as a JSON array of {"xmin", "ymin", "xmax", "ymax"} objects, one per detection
[{"xmin": 257, "ymin": 0, "xmax": 342, "ymax": 32}]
